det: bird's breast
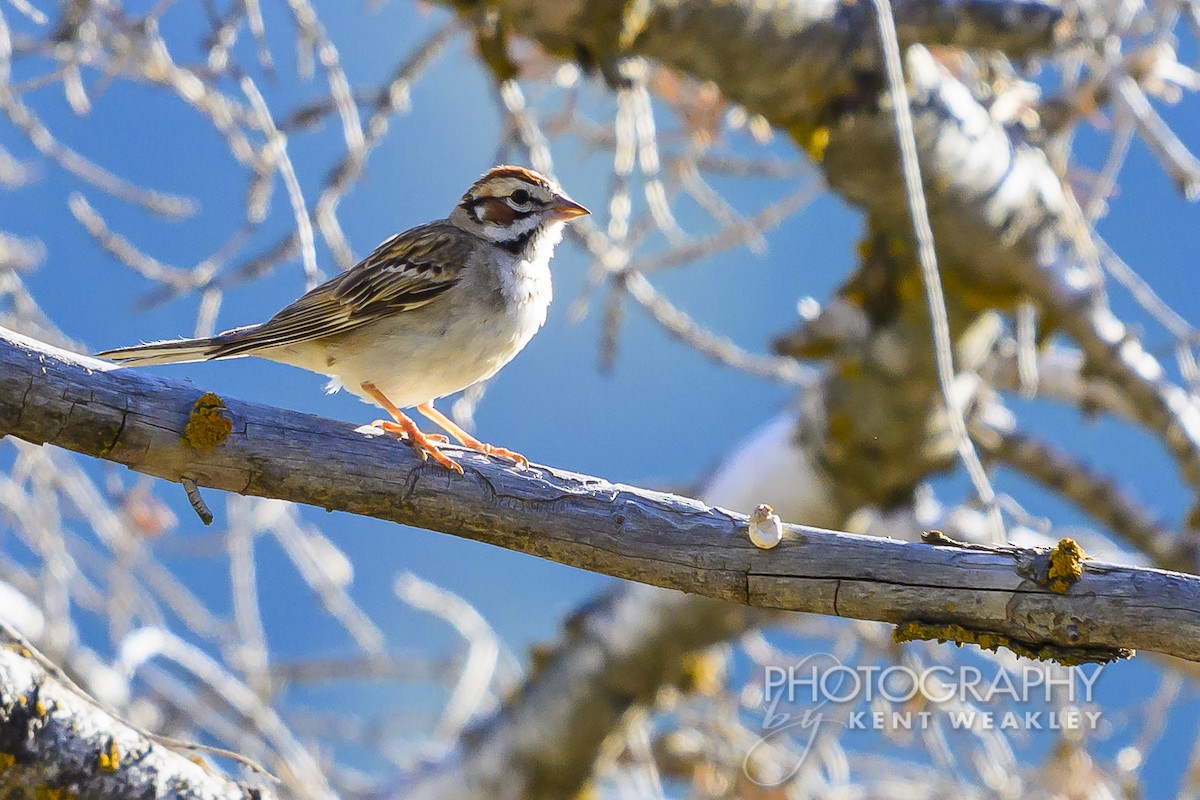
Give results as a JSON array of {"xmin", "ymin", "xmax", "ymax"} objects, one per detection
[
  {"xmin": 306, "ymin": 243, "xmax": 557, "ymax": 409},
  {"xmin": 500, "ymin": 254, "xmax": 554, "ymax": 336}
]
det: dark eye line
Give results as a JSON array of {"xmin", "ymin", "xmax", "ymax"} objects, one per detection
[
  {"xmin": 465, "ymin": 193, "xmax": 545, "ymax": 221},
  {"xmin": 465, "ymin": 196, "xmax": 540, "ymax": 225}
]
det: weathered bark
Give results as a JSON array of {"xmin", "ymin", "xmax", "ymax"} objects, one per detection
[{"xmin": 0, "ymin": 622, "xmax": 266, "ymax": 800}]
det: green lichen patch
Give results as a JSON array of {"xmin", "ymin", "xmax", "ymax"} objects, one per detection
[
  {"xmin": 181, "ymin": 392, "xmax": 232, "ymax": 450},
  {"xmin": 893, "ymin": 621, "xmax": 1132, "ymax": 667}
]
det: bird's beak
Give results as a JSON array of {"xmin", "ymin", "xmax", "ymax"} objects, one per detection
[{"xmin": 548, "ymin": 194, "xmax": 590, "ymax": 221}]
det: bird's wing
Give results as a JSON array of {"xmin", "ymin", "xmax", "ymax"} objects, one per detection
[{"xmin": 211, "ymin": 222, "xmax": 470, "ymax": 357}]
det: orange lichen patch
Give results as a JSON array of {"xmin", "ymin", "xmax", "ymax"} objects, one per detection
[
  {"xmin": 181, "ymin": 392, "xmax": 232, "ymax": 450},
  {"xmin": 895, "ymin": 621, "xmax": 1014, "ymax": 655},
  {"xmin": 788, "ymin": 120, "xmax": 833, "ymax": 163},
  {"xmin": 0, "ymin": 752, "xmax": 15, "ymax": 772},
  {"xmin": 1047, "ymin": 538, "xmax": 1086, "ymax": 594},
  {"xmin": 97, "ymin": 739, "xmax": 120, "ymax": 772},
  {"xmin": 921, "ymin": 529, "xmax": 949, "ymax": 545}
]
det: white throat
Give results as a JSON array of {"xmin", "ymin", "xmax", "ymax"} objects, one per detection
[{"xmin": 497, "ymin": 219, "xmax": 563, "ymax": 319}]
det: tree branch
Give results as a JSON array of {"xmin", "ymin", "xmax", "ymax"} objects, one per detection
[
  {"xmin": 405, "ymin": 586, "xmax": 766, "ymax": 800},
  {"xmin": 2, "ymin": 328, "xmax": 1198, "ymax": 663},
  {"xmin": 0, "ymin": 620, "xmax": 265, "ymax": 799}
]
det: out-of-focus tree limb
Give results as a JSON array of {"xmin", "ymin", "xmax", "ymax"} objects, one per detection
[
  {"xmin": 470, "ymin": 0, "xmax": 1200, "ymax": 555},
  {"xmin": 0, "ymin": 621, "xmax": 265, "ymax": 800},
  {"xmin": 2, "ymin": 329, "xmax": 1198, "ymax": 665},
  {"xmin": 465, "ymin": 0, "xmax": 1062, "ymax": 102},
  {"xmin": 983, "ymin": 338, "xmax": 1139, "ymax": 423},
  {"xmin": 405, "ymin": 586, "xmax": 765, "ymax": 800},
  {"xmin": 974, "ymin": 421, "xmax": 1196, "ymax": 573}
]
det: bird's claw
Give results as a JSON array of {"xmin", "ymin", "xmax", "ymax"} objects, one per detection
[
  {"xmin": 372, "ymin": 420, "xmax": 463, "ymax": 474},
  {"xmin": 476, "ymin": 443, "xmax": 529, "ymax": 470},
  {"xmin": 370, "ymin": 421, "xmax": 448, "ymax": 444}
]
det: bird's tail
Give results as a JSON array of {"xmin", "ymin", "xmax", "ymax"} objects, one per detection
[{"xmin": 97, "ymin": 324, "xmax": 262, "ymax": 367}]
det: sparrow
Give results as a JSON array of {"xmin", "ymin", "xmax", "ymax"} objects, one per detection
[{"xmin": 98, "ymin": 165, "xmax": 590, "ymax": 474}]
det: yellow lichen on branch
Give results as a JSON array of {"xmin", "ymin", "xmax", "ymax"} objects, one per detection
[
  {"xmin": 1047, "ymin": 538, "xmax": 1086, "ymax": 593},
  {"xmin": 893, "ymin": 621, "xmax": 1131, "ymax": 666},
  {"xmin": 96, "ymin": 739, "xmax": 120, "ymax": 772},
  {"xmin": 180, "ymin": 392, "xmax": 232, "ymax": 450}
]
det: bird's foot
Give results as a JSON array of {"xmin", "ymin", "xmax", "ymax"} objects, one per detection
[
  {"xmin": 371, "ymin": 420, "xmax": 463, "ymax": 474},
  {"xmin": 369, "ymin": 421, "xmax": 450, "ymax": 444},
  {"xmin": 414, "ymin": 402, "xmax": 530, "ymax": 469},
  {"xmin": 463, "ymin": 440, "xmax": 530, "ymax": 470}
]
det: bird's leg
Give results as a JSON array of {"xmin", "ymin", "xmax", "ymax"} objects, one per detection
[
  {"xmin": 360, "ymin": 382, "xmax": 462, "ymax": 474},
  {"xmin": 417, "ymin": 402, "xmax": 530, "ymax": 469}
]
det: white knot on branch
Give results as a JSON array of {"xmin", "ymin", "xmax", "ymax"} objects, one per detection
[
  {"xmin": 747, "ymin": 504, "xmax": 783, "ymax": 549},
  {"xmin": 0, "ymin": 327, "xmax": 1196, "ymax": 665}
]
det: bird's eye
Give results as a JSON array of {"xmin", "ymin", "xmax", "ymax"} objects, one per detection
[{"xmin": 509, "ymin": 189, "xmax": 531, "ymax": 205}]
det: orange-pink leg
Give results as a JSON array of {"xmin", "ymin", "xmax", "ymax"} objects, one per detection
[
  {"xmin": 417, "ymin": 402, "xmax": 530, "ymax": 469},
  {"xmin": 360, "ymin": 382, "xmax": 463, "ymax": 474}
]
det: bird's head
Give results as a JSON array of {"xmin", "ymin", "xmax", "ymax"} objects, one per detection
[{"xmin": 452, "ymin": 165, "xmax": 589, "ymax": 254}]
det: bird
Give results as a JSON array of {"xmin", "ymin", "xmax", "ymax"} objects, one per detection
[{"xmin": 98, "ymin": 165, "xmax": 590, "ymax": 474}]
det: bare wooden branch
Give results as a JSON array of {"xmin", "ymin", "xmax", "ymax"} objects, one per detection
[{"xmin": 2, "ymin": 328, "xmax": 1199, "ymax": 663}]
